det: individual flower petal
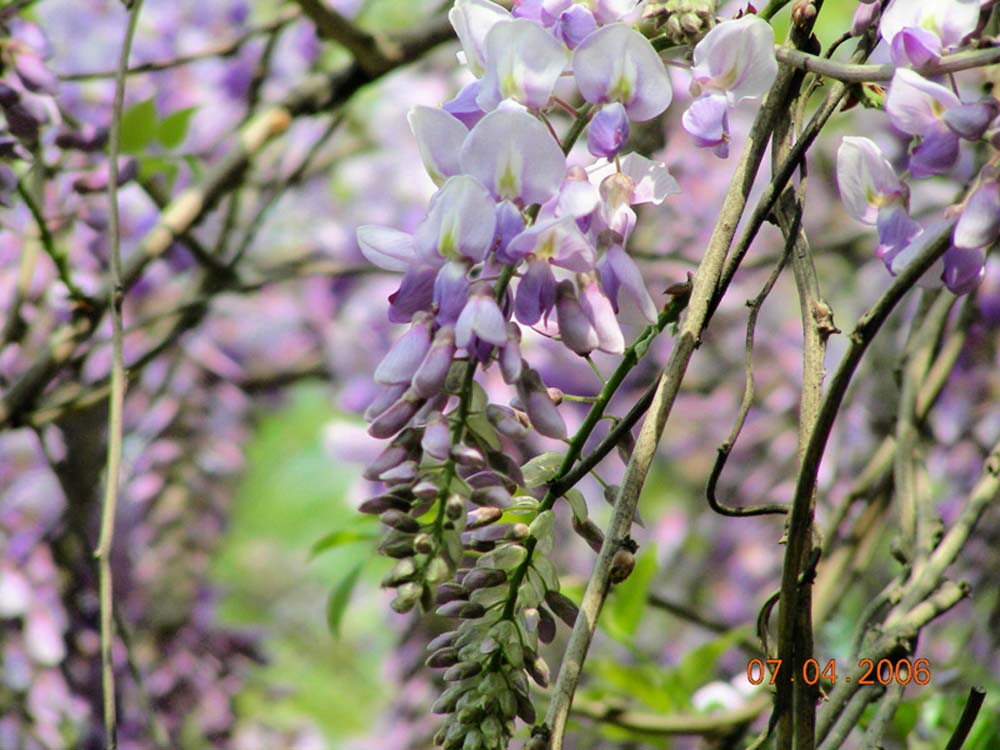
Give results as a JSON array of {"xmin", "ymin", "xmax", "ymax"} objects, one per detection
[
  {"xmin": 909, "ymin": 126, "xmax": 959, "ymax": 177},
  {"xmin": 682, "ymin": 93, "xmax": 730, "ymax": 157},
  {"xmin": 876, "ymin": 205, "xmax": 923, "ymax": 267},
  {"xmin": 14, "ymin": 52, "xmax": 58, "ymax": 95},
  {"xmin": 556, "ymin": 280, "xmax": 599, "ymax": 355},
  {"xmin": 449, "ymin": 0, "xmax": 512, "ymax": 76},
  {"xmin": 889, "ymin": 27, "xmax": 940, "ymax": 67},
  {"xmin": 587, "ymin": 102, "xmax": 630, "ymax": 158},
  {"xmin": 572, "ymin": 24, "xmax": 673, "ymax": 121},
  {"xmin": 460, "ymin": 107, "xmax": 567, "ymax": 204},
  {"xmin": 553, "ymin": 5, "xmax": 597, "ymax": 49},
  {"xmin": 443, "ymin": 81, "xmax": 487, "ymax": 128},
  {"xmin": 540, "ymin": 0, "xmax": 573, "ymax": 25},
  {"xmin": 598, "ymin": 172, "xmax": 638, "ymax": 241},
  {"xmin": 368, "ymin": 389, "xmax": 424, "ymax": 439},
  {"xmin": 413, "ymin": 325, "xmax": 457, "ymax": 398},
  {"xmin": 690, "ymin": 15, "xmax": 777, "ymax": 104},
  {"xmin": 357, "ymin": 226, "xmax": 419, "ymax": 271},
  {"xmin": 512, "ymin": 0, "xmax": 545, "ymax": 22},
  {"xmin": 592, "ymin": 0, "xmax": 643, "ymax": 24},
  {"xmin": 578, "ymin": 272, "xmax": 624, "ymax": 354},
  {"xmin": 408, "ymin": 105, "xmax": 469, "ymax": 185},
  {"xmin": 515, "ymin": 257, "xmax": 558, "ymax": 325},
  {"xmin": 374, "ymin": 312, "xmax": 434, "ymax": 385},
  {"xmin": 499, "ymin": 322, "xmax": 523, "ymax": 384},
  {"xmin": 851, "ymin": 1, "xmax": 881, "ymax": 37},
  {"xmin": 942, "ymin": 245, "xmax": 986, "ymax": 294},
  {"xmin": 885, "ymin": 68, "xmax": 960, "ymax": 137},
  {"xmin": 476, "ymin": 19, "xmax": 569, "ymax": 111},
  {"xmin": 415, "ymin": 175, "xmax": 498, "ymax": 262},
  {"xmin": 943, "ymin": 100, "xmax": 998, "ymax": 140},
  {"xmin": 836, "ymin": 136, "xmax": 907, "ymax": 225},
  {"xmin": 455, "ymin": 286, "xmax": 509, "ymax": 347},
  {"xmin": 620, "ymin": 153, "xmax": 681, "ymax": 204},
  {"xmin": 555, "ymin": 173, "xmax": 601, "ymax": 219},
  {"xmin": 517, "ymin": 367, "xmax": 566, "ymax": 439},
  {"xmin": 954, "ymin": 181, "xmax": 1000, "ymax": 250},
  {"xmin": 433, "ymin": 261, "xmax": 472, "ymax": 324},
  {"xmin": 598, "ymin": 244, "xmax": 658, "ymax": 324},
  {"xmin": 885, "ymin": 220, "xmax": 947, "ymax": 289},
  {"xmin": 494, "ymin": 200, "xmax": 527, "ymax": 264},
  {"xmin": 389, "ymin": 266, "xmax": 437, "ymax": 323},
  {"xmin": 506, "ymin": 217, "xmax": 596, "ymax": 271},
  {"xmin": 422, "ymin": 415, "xmax": 453, "ymax": 460}
]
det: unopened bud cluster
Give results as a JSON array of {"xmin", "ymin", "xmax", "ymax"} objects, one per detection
[{"xmin": 644, "ymin": 0, "xmax": 716, "ymax": 45}]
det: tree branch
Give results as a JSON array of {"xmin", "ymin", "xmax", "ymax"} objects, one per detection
[{"xmin": 775, "ymin": 44, "xmax": 1000, "ymax": 83}]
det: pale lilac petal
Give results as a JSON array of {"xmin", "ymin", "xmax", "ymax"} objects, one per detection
[
  {"xmin": 556, "ymin": 178, "xmax": 601, "ymax": 218},
  {"xmin": 890, "ymin": 27, "xmax": 940, "ymax": 67},
  {"xmin": 449, "ymin": 0, "xmax": 512, "ymax": 76},
  {"xmin": 499, "ymin": 322, "xmax": 523, "ymax": 383},
  {"xmin": 408, "ymin": 105, "xmax": 468, "ymax": 185},
  {"xmin": 443, "ymin": 81, "xmax": 487, "ymax": 128},
  {"xmin": 512, "ymin": 0, "xmax": 544, "ymax": 22},
  {"xmin": 954, "ymin": 182, "xmax": 1000, "ymax": 250},
  {"xmin": 602, "ymin": 244, "xmax": 657, "ymax": 324},
  {"xmin": 909, "ymin": 127, "xmax": 959, "ymax": 177},
  {"xmin": 876, "ymin": 205, "xmax": 923, "ymax": 266},
  {"xmin": 460, "ymin": 107, "xmax": 566, "ymax": 204},
  {"xmin": 553, "ymin": 5, "xmax": 597, "ymax": 49},
  {"xmin": 690, "ymin": 16, "xmax": 777, "ymax": 104},
  {"xmin": 836, "ymin": 136, "xmax": 906, "ymax": 225},
  {"xmin": 507, "ymin": 217, "xmax": 595, "ymax": 271},
  {"xmin": 943, "ymin": 101, "xmax": 998, "ymax": 140},
  {"xmin": 598, "ymin": 173, "xmax": 638, "ymax": 241},
  {"xmin": 540, "ymin": 0, "xmax": 572, "ymax": 25},
  {"xmin": 592, "ymin": 0, "xmax": 642, "ymax": 24},
  {"xmin": 621, "ymin": 153, "xmax": 681, "ymax": 205},
  {"xmin": 517, "ymin": 367, "xmax": 566, "ymax": 439},
  {"xmin": 556, "ymin": 280, "xmax": 599, "ymax": 355},
  {"xmin": 25, "ymin": 607, "xmax": 65, "ymax": 666},
  {"xmin": 415, "ymin": 175, "xmax": 497, "ymax": 262},
  {"xmin": 374, "ymin": 312, "xmax": 434, "ymax": 385},
  {"xmin": 682, "ymin": 93, "xmax": 729, "ymax": 155},
  {"xmin": 388, "ymin": 266, "xmax": 437, "ymax": 323},
  {"xmin": 413, "ymin": 326, "xmax": 456, "ymax": 398},
  {"xmin": 422, "ymin": 415, "xmax": 452, "ymax": 460},
  {"xmin": 572, "ymin": 24, "xmax": 673, "ymax": 121},
  {"xmin": 356, "ymin": 225, "xmax": 418, "ymax": 271},
  {"xmin": 578, "ymin": 273, "xmax": 624, "ymax": 354},
  {"xmin": 942, "ymin": 245, "xmax": 986, "ymax": 294},
  {"xmin": 885, "ymin": 69, "xmax": 960, "ymax": 137},
  {"xmin": 885, "ymin": 220, "xmax": 948, "ymax": 288},
  {"xmin": 851, "ymin": 1, "xmax": 881, "ymax": 37},
  {"xmin": 587, "ymin": 102, "xmax": 630, "ymax": 158},
  {"xmin": 455, "ymin": 288, "xmax": 508, "ymax": 347},
  {"xmin": 514, "ymin": 258, "xmax": 557, "ymax": 325},
  {"xmin": 434, "ymin": 261, "xmax": 472, "ymax": 324},
  {"xmin": 494, "ymin": 200, "xmax": 527, "ymax": 263},
  {"xmin": 477, "ymin": 19, "xmax": 568, "ymax": 111}
]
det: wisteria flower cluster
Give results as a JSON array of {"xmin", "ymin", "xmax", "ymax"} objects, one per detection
[
  {"xmin": 352, "ymin": 1, "xmax": 788, "ymax": 747},
  {"xmin": 837, "ymin": 0, "xmax": 999, "ymax": 295}
]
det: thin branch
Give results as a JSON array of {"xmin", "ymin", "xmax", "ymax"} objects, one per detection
[
  {"xmin": 945, "ymin": 687, "xmax": 988, "ymax": 750},
  {"xmin": 292, "ymin": 0, "xmax": 400, "ymax": 75},
  {"xmin": 95, "ymin": 4, "xmax": 144, "ymax": 748},
  {"xmin": 570, "ymin": 692, "xmax": 772, "ymax": 736},
  {"xmin": 775, "ymin": 44, "xmax": 1000, "ymax": 83}
]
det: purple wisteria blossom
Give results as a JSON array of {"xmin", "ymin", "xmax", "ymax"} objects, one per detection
[
  {"xmin": 476, "ymin": 18, "xmax": 568, "ymax": 111},
  {"xmin": 682, "ymin": 14, "xmax": 777, "ymax": 157},
  {"xmin": 879, "ymin": 0, "xmax": 981, "ymax": 66},
  {"xmin": 572, "ymin": 23, "xmax": 673, "ymax": 121},
  {"xmin": 448, "ymin": 0, "xmax": 511, "ymax": 76}
]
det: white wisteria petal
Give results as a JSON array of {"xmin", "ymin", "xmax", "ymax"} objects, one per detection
[
  {"xmin": 476, "ymin": 19, "xmax": 568, "ymax": 111},
  {"xmin": 408, "ymin": 105, "xmax": 469, "ymax": 185}
]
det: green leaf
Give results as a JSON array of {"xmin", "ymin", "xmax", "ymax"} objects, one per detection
[
  {"xmin": 309, "ymin": 525, "xmax": 378, "ymax": 560},
  {"xmin": 467, "ymin": 410, "xmax": 501, "ymax": 452},
  {"xmin": 326, "ymin": 561, "xmax": 365, "ymax": 637},
  {"xmin": 521, "ymin": 451, "xmax": 564, "ymax": 488},
  {"xmin": 602, "ymin": 546, "xmax": 657, "ymax": 642},
  {"xmin": 138, "ymin": 155, "xmax": 180, "ymax": 191},
  {"xmin": 119, "ymin": 97, "xmax": 158, "ymax": 154},
  {"xmin": 158, "ymin": 106, "xmax": 198, "ymax": 149}
]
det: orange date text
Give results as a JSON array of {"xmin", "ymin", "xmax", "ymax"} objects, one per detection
[{"xmin": 746, "ymin": 657, "xmax": 931, "ymax": 687}]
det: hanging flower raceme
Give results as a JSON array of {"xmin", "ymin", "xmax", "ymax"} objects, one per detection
[
  {"xmin": 682, "ymin": 13, "xmax": 777, "ymax": 158},
  {"xmin": 350, "ymin": 5, "xmax": 687, "ymax": 747}
]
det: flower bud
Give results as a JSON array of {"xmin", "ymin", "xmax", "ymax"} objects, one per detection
[
  {"xmin": 382, "ymin": 558, "xmax": 418, "ymax": 587},
  {"xmin": 422, "ymin": 415, "xmax": 452, "ymax": 461},
  {"xmin": 545, "ymin": 590, "xmax": 579, "ymax": 627},
  {"xmin": 553, "ymin": 5, "xmax": 597, "ymax": 49},
  {"xmin": 428, "ymin": 630, "xmax": 457, "ymax": 652},
  {"xmin": 516, "ymin": 368, "xmax": 567, "ymax": 440},
  {"xmin": 413, "ymin": 325, "xmax": 456, "ymax": 398},
  {"xmin": 375, "ymin": 311, "xmax": 434, "ymax": 385},
  {"xmin": 466, "ymin": 469, "xmax": 518, "ymax": 493},
  {"xmin": 426, "ymin": 646, "xmax": 461, "ymax": 668},
  {"xmin": 538, "ymin": 606, "xmax": 556, "ymax": 644},
  {"xmin": 446, "ymin": 494, "xmax": 466, "ymax": 520},
  {"xmin": 358, "ymin": 493, "xmax": 410, "ymax": 515},
  {"xmin": 556, "ymin": 280, "xmax": 599, "ymax": 356},
  {"xmin": 364, "ymin": 383, "xmax": 407, "ymax": 422},
  {"xmin": 436, "ymin": 582, "xmax": 469, "ymax": 606},
  {"xmin": 55, "ymin": 124, "xmax": 108, "ymax": 152},
  {"xmin": 380, "ymin": 510, "xmax": 420, "ymax": 533},
  {"xmin": 470, "ymin": 486, "xmax": 512, "ymax": 509},
  {"xmin": 414, "ymin": 532, "xmax": 434, "ymax": 554},
  {"xmin": 955, "ymin": 181, "xmax": 1000, "ymax": 250},
  {"xmin": 15, "ymin": 52, "xmax": 58, "ymax": 95},
  {"xmin": 486, "ymin": 404, "xmax": 528, "ymax": 440},
  {"xmin": 499, "ymin": 323, "xmax": 523, "ymax": 385},
  {"xmin": 525, "ymin": 653, "xmax": 550, "ymax": 687},
  {"xmin": 391, "ymin": 582, "xmax": 423, "ymax": 613},
  {"xmin": 451, "ymin": 444, "xmax": 484, "ymax": 468},
  {"xmin": 463, "ymin": 567, "xmax": 507, "ymax": 590},
  {"xmin": 436, "ymin": 600, "xmax": 486, "ymax": 619},
  {"xmin": 379, "ymin": 536, "xmax": 416, "ymax": 559},
  {"xmin": 432, "ymin": 683, "xmax": 469, "ymax": 714},
  {"xmin": 516, "ymin": 692, "xmax": 537, "ymax": 724},
  {"xmin": 572, "ymin": 515, "xmax": 605, "ymax": 554},
  {"xmin": 71, "ymin": 158, "xmax": 139, "ymax": 194},
  {"xmin": 368, "ymin": 388, "xmax": 424, "ymax": 439},
  {"xmin": 466, "ymin": 506, "xmax": 503, "ymax": 530},
  {"xmin": 850, "ymin": 0, "xmax": 880, "ymax": 37},
  {"xmin": 379, "ymin": 460, "xmax": 418, "ymax": 486},
  {"xmin": 587, "ymin": 102, "xmax": 630, "ymax": 159},
  {"xmin": 443, "ymin": 660, "xmax": 484, "ymax": 682},
  {"xmin": 414, "ymin": 480, "xmax": 440, "ymax": 500}
]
